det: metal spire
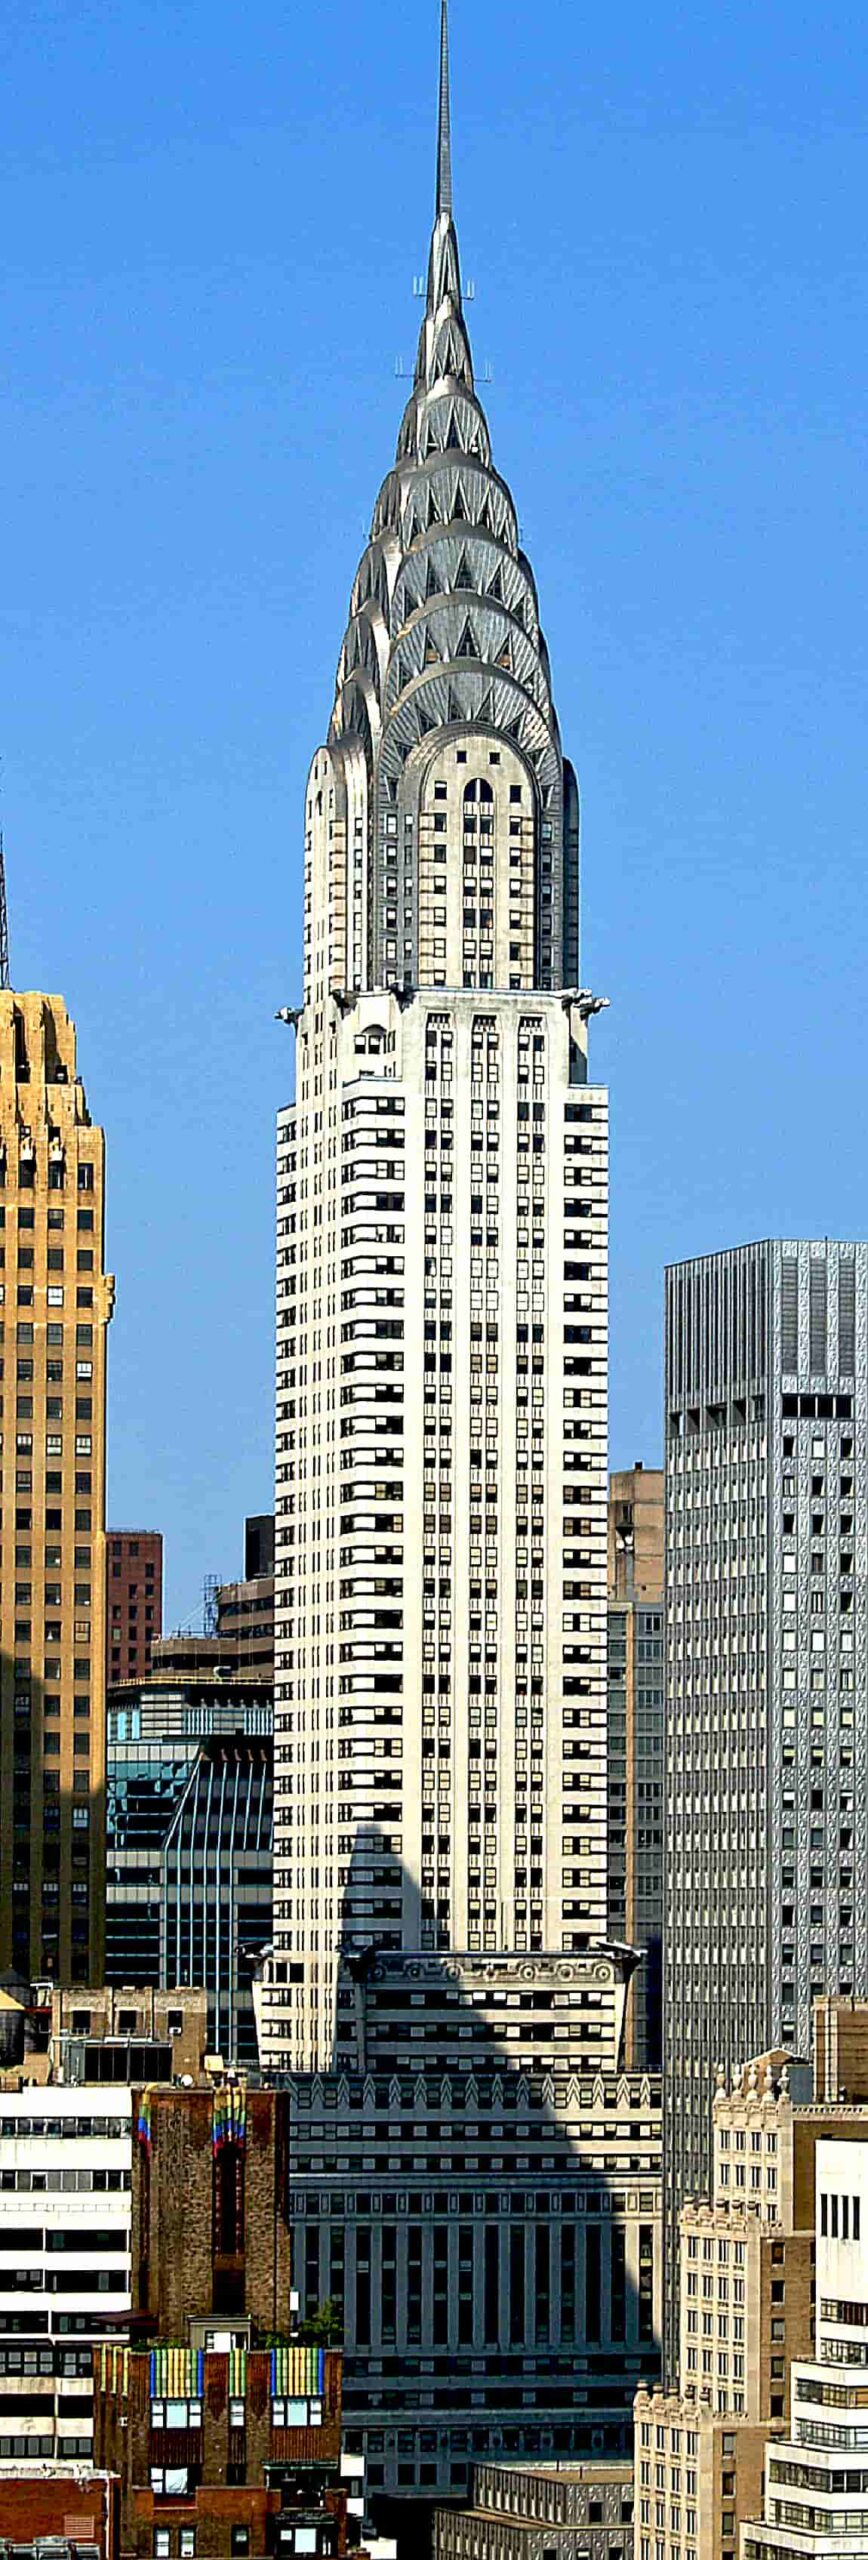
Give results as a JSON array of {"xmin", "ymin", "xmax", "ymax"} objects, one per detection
[{"xmin": 436, "ymin": 0, "xmax": 452, "ymax": 220}]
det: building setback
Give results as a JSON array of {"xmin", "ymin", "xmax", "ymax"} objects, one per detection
[
  {"xmin": 0, "ymin": 991, "xmax": 113, "ymax": 1984},
  {"xmin": 663, "ymin": 1239, "xmax": 868, "ymax": 2361},
  {"xmin": 274, "ymin": 1946, "xmax": 661, "ymax": 2506},
  {"xmin": 263, "ymin": 0, "xmax": 608, "ymax": 2085}
]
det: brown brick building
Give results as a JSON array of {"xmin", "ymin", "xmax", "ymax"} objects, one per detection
[
  {"xmin": 107, "ymin": 1532, "xmax": 163, "ymax": 1684},
  {"xmin": 92, "ymin": 2081, "xmax": 356, "ymax": 2560},
  {"xmin": 0, "ymin": 2465, "xmax": 119, "ymax": 2559},
  {"xmin": 94, "ymin": 2339, "xmax": 346, "ymax": 2560}
]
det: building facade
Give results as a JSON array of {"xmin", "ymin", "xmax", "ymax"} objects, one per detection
[
  {"xmin": 606, "ymin": 1470, "xmax": 663, "ymax": 2072},
  {"xmin": 106, "ymin": 1678, "xmax": 272, "ymax": 2062},
  {"xmin": 664, "ymin": 1240, "xmax": 868, "ymax": 2354},
  {"xmin": 107, "ymin": 1534, "xmax": 163, "ymax": 1686},
  {"xmin": 264, "ymin": 0, "xmax": 608, "ymax": 2085},
  {"xmin": 215, "ymin": 1514, "xmax": 275, "ymax": 1680},
  {"xmin": 433, "ymin": 2459, "xmax": 634, "ymax": 2560},
  {"xmin": 0, "ymin": 991, "xmax": 112, "ymax": 1986},
  {"xmin": 0, "ymin": 2083, "xmax": 131, "ymax": 2466},
  {"xmin": 637, "ymin": 1999, "xmax": 868, "ymax": 2560},
  {"xmin": 741, "ymin": 2136, "xmax": 868, "ymax": 2560},
  {"xmin": 279, "ymin": 1947, "xmax": 661, "ymax": 2505}
]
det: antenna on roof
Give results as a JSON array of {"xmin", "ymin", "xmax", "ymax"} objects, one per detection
[{"xmin": 0, "ymin": 835, "xmax": 10, "ymax": 992}]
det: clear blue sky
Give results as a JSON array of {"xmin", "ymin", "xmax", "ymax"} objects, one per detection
[{"xmin": 2, "ymin": 0, "xmax": 865, "ymax": 1625}]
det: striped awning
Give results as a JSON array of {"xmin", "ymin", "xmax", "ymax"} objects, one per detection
[
  {"xmin": 150, "ymin": 2347, "xmax": 204, "ymax": 2398},
  {"xmin": 270, "ymin": 2345, "xmax": 325, "ymax": 2395}
]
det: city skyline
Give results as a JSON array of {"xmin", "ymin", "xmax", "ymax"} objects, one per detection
[{"xmin": 2, "ymin": 0, "xmax": 866, "ymax": 1622}]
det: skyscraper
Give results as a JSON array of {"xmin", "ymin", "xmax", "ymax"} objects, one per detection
[
  {"xmin": 663, "ymin": 1238, "xmax": 868, "ymax": 2363},
  {"xmin": 264, "ymin": 2, "xmax": 609, "ymax": 2075},
  {"xmin": 0, "ymin": 989, "xmax": 112, "ymax": 1985}
]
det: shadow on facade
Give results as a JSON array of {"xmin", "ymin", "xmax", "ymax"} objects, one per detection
[{"xmin": 284, "ymin": 1828, "xmax": 661, "ymax": 2555}]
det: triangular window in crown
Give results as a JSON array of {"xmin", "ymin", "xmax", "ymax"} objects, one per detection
[
  {"xmin": 417, "ymin": 705, "xmax": 436, "ymax": 736},
  {"xmin": 496, "ymin": 638, "xmax": 513, "ymax": 672},
  {"xmin": 451, "ymin": 479, "xmax": 466, "ymax": 523},
  {"xmin": 426, "ymin": 484, "xmax": 441, "ymax": 529},
  {"xmin": 423, "ymin": 630, "xmax": 440, "ymax": 667},
  {"xmin": 445, "ymin": 408, "xmax": 462, "ymax": 451},
  {"xmin": 487, "ymin": 565, "xmax": 504, "ymax": 604},
  {"xmin": 477, "ymin": 686, "xmax": 494, "ymax": 724},
  {"xmin": 456, "ymin": 619, "xmax": 479, "ymax": 661},
  {"xmin": 425, "ymin": 556, "xmax": 442, "ymax": 599},
  {"xmin": 454, "ymin": 550, "xmax": 472, "ymax": 591},
  {"xmin": 446, "ymin": 685, "xmax": 463, "ymax": 725}
]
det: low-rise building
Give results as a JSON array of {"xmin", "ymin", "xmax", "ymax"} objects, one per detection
[
  {"xmin": 94, "ymin": 2334, "xmax": 348, "ymax": 2560},
  {"xmin": 434, "ymin": 2458, "xmax": 634, "ymax": 2556},
  {"xmin": 0, "ymin": 2463, "xmax": 118, "ymax": 2557},
  {"xmin": 0, "ymin": 1989, "xmax": 206, "ymax": 2465}
]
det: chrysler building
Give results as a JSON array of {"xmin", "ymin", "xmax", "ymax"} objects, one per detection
[{"xmin": 263, "ymin": 3, "xmax": 610, "ymax": 2074}]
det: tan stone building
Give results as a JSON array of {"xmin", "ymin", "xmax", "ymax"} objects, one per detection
[
  {"xmin": 0, "ymin": 991, "xmax": 113, "ymax": 1983},
  {"xmin": 636, "ymin": 1998, "xmax": 868, "ymax": 2560}
]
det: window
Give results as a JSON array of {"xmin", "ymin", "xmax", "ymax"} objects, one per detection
[
  {"xmin": 229, "ymin": 2397, "xmax": 245, "ymax": 2428},
  {"xmin": 272, "ymin": 2396, "xmax": 323, "ymax": 2428},
  {"xmin": 231, "ymin": 2532, "xmax": 249, "ymax": 2556},
  {"xmin": 154, "ymin": 2536, "xmax": 170, "ymax": 2558},
  {"xmin": 180, "ymin": 2536, "xmax": 195, "ymax": 2558}
]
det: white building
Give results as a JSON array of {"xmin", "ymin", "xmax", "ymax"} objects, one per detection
[
  {"xmin": 742, "ymin": 2137, "xmax": 868, "ymax": 2560},
  {"xmin": 0, "ymin": 2085, "xmax": 130, "ymax": 2464},
  {"xmin": 263, "ymin": 0, "xmax": 609, "ymax": 2082}
]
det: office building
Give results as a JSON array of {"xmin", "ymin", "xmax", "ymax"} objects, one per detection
[
  {"xmin": 277, "ymin": 1943, "xmax": 661, "ymax": 2506},
  {"xmin": 636, "ymin": 1995, "xmax": 868, "ymax": 2560},
  {"xmin": 606, "ymin": 1470, "xmax": 663, "ymax": 2070},
  {"xmin": 0, "ymin": 1988, "xmax": 206, "ymax": 2468},
  {"xmin": 216, "ymin": 1515, "xmax": 275, "ymax": 1679},
  {"xmin": 106, "ymin": 1534, "xmax": 162, "ymax": 1685},
  {"xmin": 0, "ymin": 2083, "xmax": 130, "ymax": 2466},
  {"xmin": 106, "ymin": 1675, "xmax": 272, "ymax": 2062},
  {"xmin": 664, "ymin": 1239, "xmax": 868, "ymax": 2354},
  {"xmin": 740, "ymin": 2135, "xmax": 868, "ymax": 2560},
  {"xmin": 0, "ymin": 991, "xmax": 112, "ymax": 1986},
  {"xmin": 433, "ymin": 2460, "xmax": 634, "ymax": 2560},
  {"xmin": 264, "ymin": 0, "xmax": 608, "ymax": 2085}
]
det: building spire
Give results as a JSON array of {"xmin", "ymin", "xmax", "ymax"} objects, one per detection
[{"xmin": 436, "ymin": 0, "xmax": 452, "ymax": 220}]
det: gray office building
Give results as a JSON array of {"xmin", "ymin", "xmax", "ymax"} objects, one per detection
[
  {"xmin": 663, "ymin": 1237, "xmax": 868, "ymax": 2365},
  {"xmin": 106, "ymin": 1678, "xmax": 272, "ymax": 2062}
]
